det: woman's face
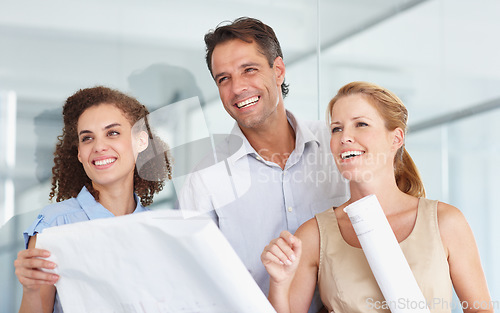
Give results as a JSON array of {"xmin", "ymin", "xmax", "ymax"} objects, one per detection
[
  {"xmin": 329, "ymin": 94, "xmax": 403, "ymax": 183},
  {"xmin": 76, "ymin": 103, "xmax": 147, "ymax": 190}
]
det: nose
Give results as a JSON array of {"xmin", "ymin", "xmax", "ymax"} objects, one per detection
[
  {"xmin": 231, "ymin": 75, "xmax": 248, "ymax": 95},
  {"xmin": 92, "ymin": 136, "xmax": 109, "ymax": 153},
  {"xmin": 340, "ymin": 131, "xmax": 354, "ymax": 145}
]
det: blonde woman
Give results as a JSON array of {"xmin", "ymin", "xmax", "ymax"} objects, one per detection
[{"xmin": 262, "ymin": 81, "xmax": 492, "ymax": 313}]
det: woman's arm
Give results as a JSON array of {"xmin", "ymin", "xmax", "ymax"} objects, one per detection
[
  {"xmin": 261, "ymin": 218, "xmax": 321, "ymax": 313},
  {"xmin": 438, "ymin": 202, "xmax": 493, "ymax": 313},
  {"xmin": 15, "ymin": 234, "xmax": 58, "ymax": 313}
]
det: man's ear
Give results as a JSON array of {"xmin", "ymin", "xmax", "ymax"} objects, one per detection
[
  {"xmin": 136, "ymin": 131, "xmax": 149, "ymax": 154},
  {"xmin": 273, "ymin": 56, "xmax": 286, "ymax": 86},
  {"xmin": 392, "ymin": 127, "xmax": 405, "ymax": 150}
]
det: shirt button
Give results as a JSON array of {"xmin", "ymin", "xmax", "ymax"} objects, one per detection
[{"xmin": 287, "ymin": 206, "xmax": 293, "ymax": 212}]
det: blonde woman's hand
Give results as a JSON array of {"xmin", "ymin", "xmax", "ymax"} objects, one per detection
[{"xmin": 261, "ymin": 230, "xmax": 302, "ymax": 286}]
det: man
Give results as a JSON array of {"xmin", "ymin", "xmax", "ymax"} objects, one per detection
[{"xmin": 178, "ymin": 17, "xmax": 349, "ymax": 312}]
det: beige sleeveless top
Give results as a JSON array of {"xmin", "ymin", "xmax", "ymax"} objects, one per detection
[{"xmin": 316, "ymin": 198, "xmax": 452, "ymax": 313}]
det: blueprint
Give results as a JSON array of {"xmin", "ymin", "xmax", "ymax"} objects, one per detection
[{"xmin": 36, "ymin": 210, "xmax": 275, "ymax": 313}]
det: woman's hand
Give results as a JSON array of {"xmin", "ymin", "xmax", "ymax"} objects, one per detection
[
  {"xmin": 14, "ymin": 248, "xmax": 59, "ymax": 291},
  {"xmin": 262, "ymin": 221, "xmax": 320, "ymax": 313},
  {"xmin": 261, "ymin": 230, "xmax": 302, "ymax": 286}
]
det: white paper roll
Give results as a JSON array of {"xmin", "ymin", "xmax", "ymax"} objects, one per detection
[{"xmin": 344, "ymin": 194, "xmax": 430, "ymax": 313}]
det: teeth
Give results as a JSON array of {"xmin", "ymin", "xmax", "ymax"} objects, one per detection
[
  {"xmin": 236, "ymin": 96, "xmax": 259, "ymax": 108},
  {"xmin": 94, "ymin": 158, "xmax": 116, "ymax": 166},
  {"xmin": 341, "ymin": 151, "xmax": 364, "ymax": 160}
]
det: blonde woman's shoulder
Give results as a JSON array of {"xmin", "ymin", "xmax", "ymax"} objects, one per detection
[{"xmin": 436, "ymin": 201, "xmax": 474, "ymax": 258}]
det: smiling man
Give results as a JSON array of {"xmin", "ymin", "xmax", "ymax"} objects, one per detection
[
  {"xmin": 205, "ymin": 18, "xmax": 293, "ymax": 170},
  {"xmin": 178, "ymin": 17, "xmax": 349, "ymax": 313}
]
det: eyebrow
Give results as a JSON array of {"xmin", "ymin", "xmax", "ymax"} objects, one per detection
[
  {"xmin": 78, "ymin": 123, "xmax": 121, "ymax": 136},
  {"xmin": 213, "ymin": 72, "xmax": 227, "ymax": 82},
  {"xmin": 213, "ymin": 62, "xmax": 261, "ymax": 82},
  {"xmin": 240, "ymin": 62, "xmax": 260, "ymax": 68},
  {"xmin": 330, "ymin": 116, "xmax": 372, "ymax": 125}
]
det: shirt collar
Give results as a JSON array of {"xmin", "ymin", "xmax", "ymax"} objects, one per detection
[
  {"xmin": 228, "ymin": 123, "xmax": 257, "ymax": 161},
  {"xmin": 286, "ymin": 110, "xmax": 321, "ymax": 156},
  {"xmin": 228, "ymin": 110, "xmax": 321, "ymax": 162},
  {"xmin": 77, "ymin": 186, "xmax": 147, "ymax": 220}
]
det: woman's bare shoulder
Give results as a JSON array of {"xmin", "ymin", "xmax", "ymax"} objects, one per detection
[
  {"xmin": 295, "ymin": 217, "xmax": 320, "ymax": 240},
  {"xmin": 436, "ymin": 201, "xmax": 474, "ymax": 255},
  {"xmin": 436, "ymin": 201, "xmax": 468, "ymax": 229}
]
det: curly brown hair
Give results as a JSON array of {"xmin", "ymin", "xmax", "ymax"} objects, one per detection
[{"xmin": 49, "ymin": 86, "xmax": 172, "ymax": 206}]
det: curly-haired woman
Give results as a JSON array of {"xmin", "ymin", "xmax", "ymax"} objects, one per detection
[{"xmin": 14, "ymin": 86, "xmax": 172, "ymax": 313}]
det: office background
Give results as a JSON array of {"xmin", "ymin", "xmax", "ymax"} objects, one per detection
[{"xmin": 1, "ymin": 0, "xmax": 498, "ymax": 312}]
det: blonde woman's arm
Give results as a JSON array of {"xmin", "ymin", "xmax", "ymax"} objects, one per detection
[
  {"xmin": 262, "ymin": 218, "xmax": 321, "ymax": 313},
  {"xmin": 438, "ymin": 202, "xmax": 493, "ymax": 313}
]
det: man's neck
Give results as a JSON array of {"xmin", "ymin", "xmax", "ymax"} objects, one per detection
[{"xmin": 240, "ymin": 109, "xmax": 296, "ymax": 170}]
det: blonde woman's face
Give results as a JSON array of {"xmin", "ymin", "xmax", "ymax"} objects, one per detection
[{"xmin": 329, "ymin": 95, "xmax": 403, "ymax": 183}]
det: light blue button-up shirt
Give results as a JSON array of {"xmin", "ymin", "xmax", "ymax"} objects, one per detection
[
  {"xmin": 178, "ymin": 111, "xmax": 350, "ymax": 311},
  {"xmin": 23, "ymin": 186, "xmax": 148, "ymax": 313}
]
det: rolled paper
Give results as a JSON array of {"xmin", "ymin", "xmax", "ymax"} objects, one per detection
[{"xmin": 344, "ymin": 194, "xmax": 430, "ymax": 313}]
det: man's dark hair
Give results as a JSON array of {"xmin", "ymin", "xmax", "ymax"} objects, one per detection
[{"xmin": 204, "ymin": 17, "xmax": 289, "ymax": 98}]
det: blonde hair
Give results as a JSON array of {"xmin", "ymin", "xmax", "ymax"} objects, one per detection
[{"xmin": 327, "ymin": 81, "xmax": 425, "ymax": 198}]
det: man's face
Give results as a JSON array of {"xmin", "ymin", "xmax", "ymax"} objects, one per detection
[{"xmin": 211, "ymin": 39, "xmax": 285, "ymax": 130}]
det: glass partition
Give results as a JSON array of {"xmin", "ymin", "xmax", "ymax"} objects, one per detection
[{"xmin": 1, "ymin": 0, "xmax": 498, "ymax": 311}]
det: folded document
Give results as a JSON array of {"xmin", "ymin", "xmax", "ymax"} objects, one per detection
[{"xmin": 36, "ymin": 210, "xmax": 275, "ymax": 313}]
